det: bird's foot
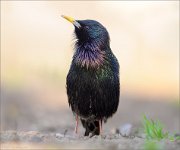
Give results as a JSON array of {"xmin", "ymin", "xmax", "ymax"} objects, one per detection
[
  {"xmin": 74, "ymin": 114, "xmax": 79, "ymax": 134},
  {"xmin": 99, "ymin": 120, "xmax": 103, "ymax": 135}
]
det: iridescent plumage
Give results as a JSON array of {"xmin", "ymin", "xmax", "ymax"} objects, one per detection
[{"xmin": 65, "ymin": 19, "xmax": 120, "ymax": 136}]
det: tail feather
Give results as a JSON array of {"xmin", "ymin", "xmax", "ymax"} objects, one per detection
[{"xmin": 81, "ymin": 119, "xmax": 100, "ymax": 137}]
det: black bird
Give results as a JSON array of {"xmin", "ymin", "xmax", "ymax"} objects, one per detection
[{"xmin": 62, "ymin": 15, "xmax": 120, "ymax": 137}]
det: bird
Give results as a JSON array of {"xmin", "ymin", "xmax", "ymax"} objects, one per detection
[{"xmin": 62, "ymin": 15, "xmax": 120, "ymax": 137}]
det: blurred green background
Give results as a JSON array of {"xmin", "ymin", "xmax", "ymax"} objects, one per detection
[{"xmin": 1, "ymin": 1, "xmax": 179, "ymax": 134}]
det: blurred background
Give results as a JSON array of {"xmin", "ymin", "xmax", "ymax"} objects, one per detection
[{"xmin": 1, "ymin": 1, "xmax": 179, "ymax": 134}]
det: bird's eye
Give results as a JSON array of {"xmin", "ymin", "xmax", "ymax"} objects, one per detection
[{"xmin": 84, "ymin": 26, "xmax": 90, "ymax": 30}]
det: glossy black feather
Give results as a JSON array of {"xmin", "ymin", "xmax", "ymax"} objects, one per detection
[{"xmin": 66, "ymin": 19, "xmax": 120, "ymax": 136}]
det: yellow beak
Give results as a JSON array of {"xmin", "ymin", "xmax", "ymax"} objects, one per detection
[{"xmin": 61, "ymin": 15, "xmax": 81, "ymax": 28}]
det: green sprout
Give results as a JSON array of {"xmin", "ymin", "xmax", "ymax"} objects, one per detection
[
  {"xmin": 142, "ymin": 115, "xmax": 169, "ymax": 140},
  {"xmin": 175, "ymin": 135, "xmax": 180, "ymax": 140},
  {"xmin": 169, "ymin": 133, "xmax": 180, "ymax": 141},
  {"xmin": 143, "ymin": 140, "xmax": 162, "ymax": 150}
]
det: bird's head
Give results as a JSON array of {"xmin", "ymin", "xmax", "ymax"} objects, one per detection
[
  {"xmin": 62, "ymin": 15, "xmax": 110, "ymax": 44},
  {"xmin": 62, "ymin": 15, "xmax": 112, "ymax": 68}
]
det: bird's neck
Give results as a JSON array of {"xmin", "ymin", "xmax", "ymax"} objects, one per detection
[{"xmin": 73, "ymin": 40, "xmax": 108, "ymax": 69}]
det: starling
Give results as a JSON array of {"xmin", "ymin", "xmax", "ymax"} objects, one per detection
[{"xmin": 62, "ymin": 15, "xmax": 120, "ymax": 137}]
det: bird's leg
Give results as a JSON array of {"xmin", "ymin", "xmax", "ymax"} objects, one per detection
[
  {"xmin": 99, "ymin": 120, "xmax": 102, "ymax": 135},
  {"xmin": 75, "ymin": 114, "xmax": 79, "ymax": 134}
]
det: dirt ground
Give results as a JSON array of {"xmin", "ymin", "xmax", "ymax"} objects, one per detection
[
  {"xmin": 1, "ymin": 130, "xmax": 180, "ymax": 150},
  {"xmin": 0, "ymin": 86, "xmax": 179, "ymax": 149}
]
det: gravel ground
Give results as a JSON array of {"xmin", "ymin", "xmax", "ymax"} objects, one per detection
[
  {"xmin": 1, "ymin": 130, "xmax": 180, "ymax": 150},
  {"xmin": 1, "ymin": 86, "xmax": 179, "ymax": 149}
]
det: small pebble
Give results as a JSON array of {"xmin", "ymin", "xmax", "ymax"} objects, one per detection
[
  {"xmin": 55, "ymin": 133, "xmax": 64, "ymax": 139},
  {"xmin": 119, "ymin": 123, "xmax": 132, "ymax": 137},
  {"xmin": 111, "ymin": 128, "xmax": 119, "ymax": 134}
]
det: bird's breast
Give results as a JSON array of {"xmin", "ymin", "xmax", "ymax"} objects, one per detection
[{"xmin": 66, "ymin": 64, "xmax": 119, "ymax": 119}]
